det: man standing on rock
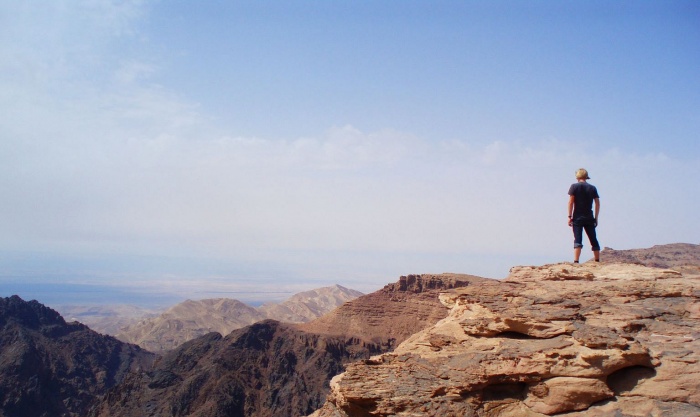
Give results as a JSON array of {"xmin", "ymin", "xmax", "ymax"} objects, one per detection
[{"xmin": 568, "ymin": 168, "xmax": 600, "ymax": 263}]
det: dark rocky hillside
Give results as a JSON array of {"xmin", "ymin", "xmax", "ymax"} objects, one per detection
[
  {"xmin": 0, "ymin": 295, "xmax": 155, "ymax": 417},
  {"xmin": 88, "ymin": 320, "xmax": 374, "ymax": 417}
]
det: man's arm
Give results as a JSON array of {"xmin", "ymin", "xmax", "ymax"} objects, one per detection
[
  {"xmin": 594, "ymin": 198, "xmax": 600, "ymax": 226},
  {"xmin": 568, "ymin": 195, "xmax": 575, "ymax": 225}
]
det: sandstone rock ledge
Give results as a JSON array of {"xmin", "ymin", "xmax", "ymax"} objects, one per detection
[{"xmin": 309, "ymin": 263, "xmax": 700, "ymax": 417}]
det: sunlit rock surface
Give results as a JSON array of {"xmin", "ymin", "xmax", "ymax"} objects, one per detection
[{"xmin": 310, "ymin": 262, "xmax": 700, "ymax": 416}]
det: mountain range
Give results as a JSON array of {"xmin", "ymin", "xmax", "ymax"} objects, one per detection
[
  {"xmin": 88, "ymin": 273, "xmax": 483, "ymax": 416},
  {"xmin": 115, "ymin": 284, "xmax": 363, "ymax": 352},
  {"xmin": 1, "ymin": 243, "xmax": 698, "ymax": 416}
]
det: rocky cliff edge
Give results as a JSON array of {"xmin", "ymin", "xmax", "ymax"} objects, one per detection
[{"xmin": 310, "ymin": 262, "xmax": 700, "ymax": 416}]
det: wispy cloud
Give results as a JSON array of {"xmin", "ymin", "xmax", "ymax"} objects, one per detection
[
  {"xmin": 1, "ymin": 1, "xmax": 697, "ymax": 297},
  {"xmin": 2, "ymin": 117, "xmax": 695, "ymax": 256}
]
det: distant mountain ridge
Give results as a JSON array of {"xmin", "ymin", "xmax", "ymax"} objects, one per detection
[
  {"xmin": 116, "ymin": 284, "xmax": 363, "ymax": 352},
  {"xmin": 258, "ymin": 285, "xmax": 364, "ymax": 322},
  {"xmin": 56, "ymin": 304, "xmax": 161, "ymax": 335},
  {"xmin": 601, "ymin": 242, "xmax": 700, "ymax": 274}
]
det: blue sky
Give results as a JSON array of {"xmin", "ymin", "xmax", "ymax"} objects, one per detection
[{"xmin": 1, "ymin": 1, "xmax": 698, "ymax": 306}]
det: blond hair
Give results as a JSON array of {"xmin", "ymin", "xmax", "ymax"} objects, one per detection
[{"xmin": 575, "ymin": 168, "xmax": 590, "ymax": 180}]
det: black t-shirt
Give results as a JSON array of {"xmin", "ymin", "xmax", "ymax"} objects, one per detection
[{"xmin": 568, "ymin": 182, "xmax": 599, "ymax": 220}]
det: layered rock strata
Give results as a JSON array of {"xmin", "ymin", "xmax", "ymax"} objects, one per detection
[
  {"xmin": 311, "ymin": 263, "xmax": 700, "ymax": 416},
  {"xmin": 299, "ymin": 274, "xmax": 491, "ymax": 352}
]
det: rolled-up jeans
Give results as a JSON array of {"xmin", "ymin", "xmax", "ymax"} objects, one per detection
[{"xmin": 572, "ymin": 220, "xmax": 600, "ymax": 251}]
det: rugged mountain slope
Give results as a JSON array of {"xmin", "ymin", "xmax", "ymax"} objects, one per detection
[
  {"xmin": 89, "ymin": 321, "xmax": 370, "ymax": 417},
  {"xmin": 311, "ymin": 262, "xmax": 700, "ymax": 416},
  {"xmin": 601, "ymin": 242, "xmax": 700, "ymax": 274},
  {"xmin": 299, "ymin": 274, "xmax": 491, "ymax": 350},
  {"xmin": 258, "ymin": 284, "xmax": 363, "ymax": 323},
  {"xmin": 0, "ymin": 295, "xmax": 155, "ymax": 417}
]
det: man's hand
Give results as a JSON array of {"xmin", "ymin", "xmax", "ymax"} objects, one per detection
[
  {"xmin": 594, "ymin": 218, "xmax": 598, "ymax": 227},
  {"xmin": 568, "ymin": 217, "xmax": 573, "ymax": 227}
]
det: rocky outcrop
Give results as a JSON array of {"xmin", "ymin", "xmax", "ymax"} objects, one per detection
[
  {"xmin": 0, "ymin": 295, "xmax": 155, "ymax": 417},
  {"xmin": 117, "ymin": 285, "xmax": 363, "ymax": 353},
  {"xmin": 299, "ymin": 274, "xmax": 491, "ymax": 351},
  {"xmin": 311, "ymin": 263, "xmax": 700, "ymax": 416}
]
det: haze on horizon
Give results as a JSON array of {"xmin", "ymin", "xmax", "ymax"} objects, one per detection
[{"xmin": 1, "ymin": 1, "xmax": 698, "ymax": 307}]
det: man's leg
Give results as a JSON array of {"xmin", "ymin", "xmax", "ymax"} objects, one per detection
[
  {"xmin": 572, "ymin": 225, "xmax": 584, "ymax": 263},
  {"xmin": 584, "ymin": 224, "xmax": 600, "ymax": 261}
]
